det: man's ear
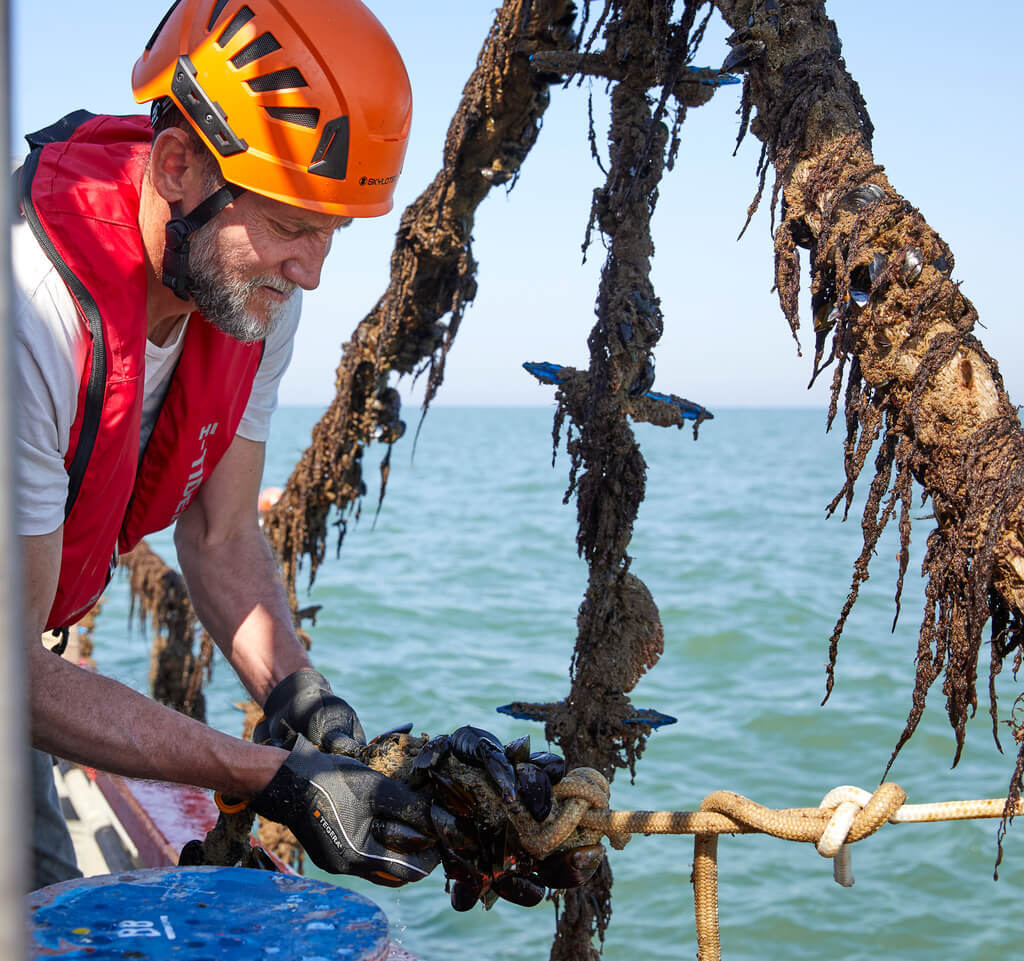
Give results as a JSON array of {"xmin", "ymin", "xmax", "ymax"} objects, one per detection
[{"xmin": 149, "ymin": 127, "xmax": 202, "ymax": 205}]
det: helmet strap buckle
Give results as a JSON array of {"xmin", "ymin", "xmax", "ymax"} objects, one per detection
[{"xmin": 161, "ymin": 183, "xmax": 245, "ymax": 301}]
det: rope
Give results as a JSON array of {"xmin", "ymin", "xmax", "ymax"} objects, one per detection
[{"xmin": 516, "ymin": 769, "xmax": 1024, "ymax": 961}]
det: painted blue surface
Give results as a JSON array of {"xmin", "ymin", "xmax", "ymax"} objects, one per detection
[
  {"xmin": 28, "ymin": 866, "xmax": 389, "ymax": 960},
  {"xmin": 643, "ymin": 390, "xmax": 711, "ymax": 421},
  {"xmin": 496, "ymin": 701, "xmax": 677, "ymax": 729},
  {"xmin": 683, "ymin": 65, "xmax": 742, "ymax": 86},
  {"xmin": 522, "ymin": 361, "xmax": 710, "ymax": 421},
  {"xmin": 522, "ymin": 360, "xmax": 564, "ymax": 386}
]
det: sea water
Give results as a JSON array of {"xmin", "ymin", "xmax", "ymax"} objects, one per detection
[{"xmin": 97, "ymin": 406, "xmax": 1024, "ymax": 961}]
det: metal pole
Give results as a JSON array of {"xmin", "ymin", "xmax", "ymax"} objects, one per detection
[{"xmin": 0, "ymin": 0, "xmax": 30, "ymax": 953}]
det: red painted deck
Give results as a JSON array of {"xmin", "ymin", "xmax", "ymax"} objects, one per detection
[{"xmin": 91, "ymin": 771, "xmax": 216, "ymax": 868}]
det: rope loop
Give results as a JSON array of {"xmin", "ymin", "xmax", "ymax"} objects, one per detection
[
  {"xmin": 816, "ymin": 783, "xmax": 906, "ymax": 886},
  {"xmin": 512, "ymin": 766, "xmax": 615, "ymax": 859}
]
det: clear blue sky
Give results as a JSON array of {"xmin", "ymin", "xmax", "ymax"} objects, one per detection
[{"xmin": 12, "ymin": 1, "xmax": 1023, "ymax": 409}]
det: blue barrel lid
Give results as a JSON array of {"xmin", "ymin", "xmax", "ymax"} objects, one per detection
[{"xmin": 28, "ymin": 866, "xmax": 390, "ymax": 960}]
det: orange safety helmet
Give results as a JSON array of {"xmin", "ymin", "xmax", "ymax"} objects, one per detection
[{"xmin": 132, "ymin": 0, "xmax": 412, "ymax": 217}]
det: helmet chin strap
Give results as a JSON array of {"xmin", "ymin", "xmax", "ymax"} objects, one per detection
[{"xmin": 162, "ymin": 182, "xmax": 246, "ymax": 300}]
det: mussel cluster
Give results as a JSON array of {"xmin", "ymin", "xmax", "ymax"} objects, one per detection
[{"xmin": 367, "ymin": 725, "xmax": 605, "ymax": 911}]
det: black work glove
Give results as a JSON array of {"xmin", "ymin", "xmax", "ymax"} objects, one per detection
[
  {"xmin": 253, "ymin": 668, "xmax": 366, "ymax": 755},
  {"xmin": 252, "ymin": 735, "xmax": 439, "ymax": 885}
]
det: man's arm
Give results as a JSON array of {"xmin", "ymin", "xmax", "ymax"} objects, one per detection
[
  {"xmin": 174, "ymin": 432, "xmax": 311, "ymax": 706},
  {"xmin": 24, "ymin": 528, "xmax": 288, "ymax": 796}
]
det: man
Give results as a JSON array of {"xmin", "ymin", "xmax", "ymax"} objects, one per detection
[{"xmin": 15, "ymin": 0, "xmax": 437, "ymax": 890}]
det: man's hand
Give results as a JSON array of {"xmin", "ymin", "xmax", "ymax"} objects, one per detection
[
  {"xmin": 253, "ymin": 668, "xmax": 365, "ymax": 755},
  {"xmin": 251, "ymin": 735, "xmax": 438, "ymax": 885}
]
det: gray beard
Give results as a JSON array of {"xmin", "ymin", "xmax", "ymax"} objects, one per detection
[{"xmin": 185, "ymin": 228, "xmax": 294, "ymax": 343}]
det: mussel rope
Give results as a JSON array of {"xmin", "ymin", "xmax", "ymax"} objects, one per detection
[{"xmin": 530, "ymin": 769, "xmax": 1024, "ymax": 961}]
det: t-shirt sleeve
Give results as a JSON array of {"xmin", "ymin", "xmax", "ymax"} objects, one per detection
[
  {"xmin": 12, "ymin": 223, "xmax": 87, "ymax": 537},
  {"xmin": 235, "ymin": 290, "xmax": 300, "ymax": 443}
]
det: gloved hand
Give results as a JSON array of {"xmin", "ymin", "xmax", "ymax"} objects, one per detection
[
  {"xmin": 251, "ymin": 734, "xmax": 439, "ymax": 885},
  {"xmin": 253, "ymin": 668, "xmax": 366, "ymax": 756}
]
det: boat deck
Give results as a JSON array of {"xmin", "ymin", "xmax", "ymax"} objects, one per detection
[{"xmin": 53, "ymin": 758, "xmax": 139, "ymax": 877}]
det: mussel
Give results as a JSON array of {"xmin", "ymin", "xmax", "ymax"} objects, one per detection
[
  {"xmin": 429, "ymin": 770, "xmax": 477, "ymax": 818},
  {"xmin": 721, "ymin": 38, "xmax": 766, "ymax": 73},
  {"xmin": 868, "ymin": 252, "xmax": 888, "ymax": 286},
  {"xmin": 370, "ymin": 818, "xmax": 435, "ymax": 855},
  {"xmin": 535, "ymin": 844, "xmax": 606, "ymax": 889},
  {"xmin": 408, "ymin": 733, "xmax": 451, "ymax": 789},
  {"xmin": 515, "ymin": 763, "xmax": 553, "ymax": 822},
  {"xmin": 528, "ymin": 751, "xmax": 566, "ymax": 785},
  {"xmin": 439, "ymin": 845, "xmax": 485, "ymax": 888},
  {"xmin": 492, "ymin": 872, "xmax": 546, "ymax": 908},
  {"xmin": 450, "ymin": 880, "xmax": 482, "ymax": 912},
  {"xmin": 430, "ymin": 803, "xmax": 479, "ymax": 853},
  {"xmin": 504, "ymin": 735, "xmax": 531, "ymax": 765},
  {"xmin": 480, "ymin": 165, "xmax": 516, "ymax": 185},
  {"xmin": 839, "ymin": 183, "xmax": 884, "ymax": 212},
  {"xmin": 178, "ymin": 839, "xmax": 205, "ymax": 867},
  {"xmin": 629, "ymin": 289, "xmax": 658, "ymax": 320},
  {"xmin": 628, "ymin": 359, "xmax": 656, "ymax": 398},
  {"xmin": 450, "ymin": 726, "xmax": 517, "ymax": 804},
  {"xmin": 374, "ymin": 419, "xmax": 406, "ymax": 444},
  {"xmin": 901, "ymin": 247, "xmax": 923, "ymax": 285}
]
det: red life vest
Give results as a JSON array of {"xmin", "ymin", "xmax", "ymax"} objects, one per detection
[{"xmin": 18, "ymin": 113, "xmax": 264, "ymax": 630}]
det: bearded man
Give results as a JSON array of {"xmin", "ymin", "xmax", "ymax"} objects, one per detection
[{"xmin": 15, "ymin": 0, "xmax": 438, "ymax": 891}]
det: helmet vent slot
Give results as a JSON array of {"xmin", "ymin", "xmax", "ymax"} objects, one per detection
[
  {"xmin": 264, "ymin": 106, "xmax": 320, "ymax": 129},
  {"xmin": 247, "ymin": 67, "xmax": 307, "ymax": 92},
  {"xmin": 216, "ymin": 5, "xmax": 254, "ymax": 47},
  {"xmin": 308, "ymin": 115, "xmax": 350, "ymax": 181},
  {"xmin": 207, "ymin": 0, "xmax": 231, "ymax": 32},
  {"xmin": 146, "ymin": 0, "xmax": 184, "ymax": 52},
  {"xmin": 231, "ymin": 32, "xmax": 282, "ymax": 68}
]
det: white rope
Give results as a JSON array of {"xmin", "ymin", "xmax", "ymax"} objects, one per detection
[{"xmin": 818, "ymin": 786, "xmax": 875, "ymax": 887}]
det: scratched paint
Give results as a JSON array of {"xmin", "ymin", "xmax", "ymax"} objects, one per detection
[{"xmin": 28, "ymin": 866, "xmax": 390, "ymax": 960}]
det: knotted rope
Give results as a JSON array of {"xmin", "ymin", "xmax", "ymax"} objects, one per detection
[
  {"xmin": 510, "ymin": 768, "xmax": 1024, "ymax": 961},
  {"xmin": 510, "ymin": 768, "xmax": 624, "ymax": 858}
]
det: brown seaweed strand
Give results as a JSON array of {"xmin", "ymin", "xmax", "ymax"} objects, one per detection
[
  {"xmin": 889, "ymin": 447, "xmax": 915, "ymax": 631},
  {"xmin": 997, "ymin": 693, "xmax": 1024, "ymax": 876},
  {"xmin": 822, "ymin": 426, "xmax": 895, "ymax": 704},
  {"xmin": 261, "ymin": 0, "xmax": 579, "ymax": 611},
  {"xmin": 119, "ymin": 540, "xmax": 211, "ymax": 721}
]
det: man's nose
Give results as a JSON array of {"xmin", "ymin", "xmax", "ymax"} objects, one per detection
[{"xmin": 281, "ymin": 234, "xmax": 332, "ymax": 290}]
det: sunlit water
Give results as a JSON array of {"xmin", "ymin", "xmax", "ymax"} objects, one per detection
[{"xmin": 95, "ymin": 406, "xmax": 1024, "ymax": 961}]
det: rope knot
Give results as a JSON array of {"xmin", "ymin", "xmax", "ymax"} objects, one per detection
[
  {"xmin": 817, "ymin": 783, "xmax": 906, "ymax": 886},
  {"xmin": 553, "ymin": 766, "xmax": 610, "ymax": 807},
  {"xmin": 512, "ymin": 766, "xmax": 624, "ymax": 858}
]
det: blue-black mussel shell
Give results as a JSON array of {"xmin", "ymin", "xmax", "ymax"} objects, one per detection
[{"xmin": 515, "ymin": 763, "xmax": 553, "ymax": 822}]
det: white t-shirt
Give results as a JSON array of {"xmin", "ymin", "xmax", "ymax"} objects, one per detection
[{"xmin": 12, "ymin": 217, "xmax": 300, "ymax": 537}]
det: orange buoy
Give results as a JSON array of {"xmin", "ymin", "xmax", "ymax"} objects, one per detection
[{"xmin": 258, "ymin": 487, "xmax": 283, "ymax": 512}]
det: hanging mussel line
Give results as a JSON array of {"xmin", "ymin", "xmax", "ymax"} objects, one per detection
[
  {"xmin": 714, "ymin": 0, "xmax": 1024, "ymax": 850},
  {"xmin": 507, "ymin": 3, "xmax": 733, "ymax": 958}
]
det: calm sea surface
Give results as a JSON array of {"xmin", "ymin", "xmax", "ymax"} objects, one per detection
[{"xmin": 96, "ymin": 406, "xmax": 1024, "ymax": 961}]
